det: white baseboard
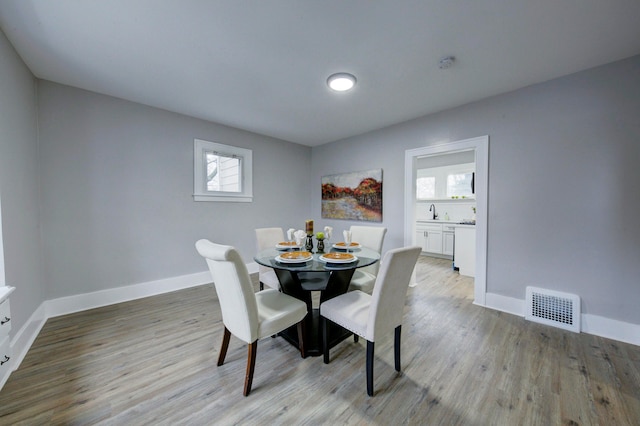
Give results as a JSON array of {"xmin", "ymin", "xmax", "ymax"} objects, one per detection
[
  {"xmin": 482, "ymin": 292, "xmax": 639, "ymax": 346},
  {"xmin": 5, "ymin": 270, "xmax": 213, "ymax": 387},
  {"xmin": 44, "ymin": 271, "xmax": 212, "ymax": 319},
  {"xmin": 5, "ymin": 276, "xmax": 638, "ymax": 391},
  {"xmin": 582, "ymin": 314, "xmax": 640, "ymax": 347},
  {"xmin": 482, "ymin": 292, "xmax": 525, "ymax": 317}
]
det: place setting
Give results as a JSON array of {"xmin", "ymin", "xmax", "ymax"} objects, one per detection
[
  {"xmin": 331, "ymin": 230, "xmax": 361, "ymax": 253},
  {"xmin": 275, "ymin": 251, "xmax": 313, "ymax": 264},
  {"xmin": 275, "ymin": 229, "xmax": 307, "ymax": 251}
]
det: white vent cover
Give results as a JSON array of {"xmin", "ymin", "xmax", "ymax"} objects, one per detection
[{"xmin": 525, "ymin": 287, "xmax": 580, "ymax": 333}]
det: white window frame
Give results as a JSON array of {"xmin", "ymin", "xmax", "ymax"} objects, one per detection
[
  {"xmin": 416, "ymin": 162, "xmax": 475, "ymax": 200},
  {"xmin": 193, "ymin": 139, "xmax": 253, "ymax": 202}
]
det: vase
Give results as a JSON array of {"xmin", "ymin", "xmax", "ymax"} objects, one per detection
[
  {"xmin": 316, "ymin": 239, "xmax": 325, "ymax": 253},
  {"xmin": 305, "ymin": 235, "xmax": 314, "ymax": 252}
]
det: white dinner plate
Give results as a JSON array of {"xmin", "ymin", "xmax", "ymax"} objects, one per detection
[
  {"xmin": 276, "ymin": 251, "xmax": 313, "ymax": 263},
  {"xmin": 319, "ymin": 253, "xmax": 358, "ymax": 263},
  {"xmin": 275, "ymin": 241, "xmax": 302, "ymax": 250},
  {"xmin": 332, "ymin": 242, "xmax": 361, "ymax": 250}
]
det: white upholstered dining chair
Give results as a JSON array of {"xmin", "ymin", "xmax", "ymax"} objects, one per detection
[
  {"xmin": 195, "ymin": 239, "xmax": 307, "ymax": 396},
  {"xmin": 348, "ymin": 225, "xmax": 387, "ymax": 293},
  {"xmin": 255, "ymin": 227, "xmax": 285, "ymax": 291},
  {"xmin": 320, "ymin": 245, "xmax": 421, "ymax": 396}
]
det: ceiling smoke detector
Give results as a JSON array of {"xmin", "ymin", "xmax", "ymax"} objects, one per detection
[{"xmin": 439, "ymin": 56, "xmax": 455, "ymax": 69}]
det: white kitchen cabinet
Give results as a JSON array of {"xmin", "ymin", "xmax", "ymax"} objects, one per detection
[
  {"xmin": 415, "ymin": 222, "xmax": 443, "ymax": 254},
  {"xmin": 454, "ymin": 226, "xmax": 476, "ymax": 277},
  {"xmin": 0, "ymin": 288, "xmax": 15, "ymax": 390},
  {"xmin": 0, "ymin": 297, "xmax": 12, "ymax": 385},
  {"xmin": 442, "ymin": 225, "xmax": 455, "ymax": 256}
]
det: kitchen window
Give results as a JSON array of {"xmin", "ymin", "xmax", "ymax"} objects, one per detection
[
  {"xmin": 416, "ymin": 162, "xmax": 475, "ymax": 200},
  {"xmin": 446, "ymin": 172, "xmax": 474, "ymax": 198},
  {"xmin": 416, "ymin": 176, "xmax": 436, "ymax": 200},
  {"xmin": 193, "ymin": 139, "xmax": 253, "ymax": 202}
]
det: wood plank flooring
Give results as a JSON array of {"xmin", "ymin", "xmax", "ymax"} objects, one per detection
[{"xmin": 1, "ymin": 256, "xmax": 638, "ymax": 425}]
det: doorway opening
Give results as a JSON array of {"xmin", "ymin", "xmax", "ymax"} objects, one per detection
[{"xmin": 404, "ymin": 136, "xmax": 488, "ymax": 306}]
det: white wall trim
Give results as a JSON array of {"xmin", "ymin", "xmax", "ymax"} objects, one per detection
[
  {"xmin": 581, "ymin": 314, "xmax": 640, "ymax": 347},
  {"xmin": 483, "ymin": 292, "xmax": 525, "ymax": 317},
  {"xmin": 5, "ymin": 268, "xmax": 638, "ymax": 391},
  {"xmin": 405, "ymin": 135, "xmax": 489, "ymax": 305},
  {"xmin": 483, "ymin": 293, "xmax": 640, "ymax": 346},
  {"xmin": 4, "ymin": 269, "xmax": 214, "ymax": 389},
  {"xmin": 44, "ymin": 271, "xmax": 212, "ymax": 319}
]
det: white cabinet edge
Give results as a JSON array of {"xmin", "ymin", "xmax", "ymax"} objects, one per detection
[{"xmin": 0, "ymin": 287, "xmax": 15, "ymax": 304}]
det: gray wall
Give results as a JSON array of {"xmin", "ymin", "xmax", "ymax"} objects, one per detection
[
  {"xmin": 0, "ymin": 29, "xmax": 44, "ymax": 331},
  {"xmin": 2, "ymin": 20, "xmax": 638, "ymax": 338},
  {"xmin": 37, "ymin": 81, "xmax": 312, "ymax": 299},
  {"xmin": 312, "ymin": 55, "xmax": 640, "ymax": 324}
]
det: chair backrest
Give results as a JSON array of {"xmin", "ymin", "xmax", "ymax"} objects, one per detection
[
  {"xmin": 350, "ymin": 226, "xmax": 387, "ymax": 275},
  {"xmin": 255, "ymin": 227, "xmax": 284, "ymax": 276},
  {"xmin": 366, "ymin": 246, "xmax": 421, "ymax": 342},
  {"xmin": 195, "ymin": 239, "xmax": 258, "ymax": 343}
]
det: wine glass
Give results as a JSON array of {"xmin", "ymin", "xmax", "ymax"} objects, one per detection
[{"xmin": 343, "ymin": 230, "xmax": 352, "ymax": 253}]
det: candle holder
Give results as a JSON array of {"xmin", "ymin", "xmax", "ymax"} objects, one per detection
[
  {"xmin": 305, "ymin": 234, "xmax": 314, "ymax": 252},
  {"xmin": 316, "ymin": 238, "xmax": 325, "ymax": 253}
]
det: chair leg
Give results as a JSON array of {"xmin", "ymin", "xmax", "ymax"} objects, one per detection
[
  {"xmin": 259, "ymin": 281, "xmax": 264, "ymax": 291},
  {"xmin": 354, "ymin": 334, "xmax": 359, "ymax": 343},
  {"xmin": 217, "ymin": 327, "xmax": 231, "ymax": 366},
  {"xmin": 243, "ymin": 341, "xmax": 258, "ymax": 396},
  {"xmin": 394, "ymin": 325, "xmax": 402, "ymax": 372},
  {"xmin": 366, "ymin": 340, "xmax": 375, "ymax": 396},
  {"xmin": 297, "ymin": 320, "xmax": 306, "ymax": 358},
  {"xmin": 322, "ymin": 317, "xmax": 330, "ymax": 364}
]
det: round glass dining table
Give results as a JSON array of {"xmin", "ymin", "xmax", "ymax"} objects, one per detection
[{"xmin": 254, "ymin": 246, "xmax": 380, "ymax": 357}]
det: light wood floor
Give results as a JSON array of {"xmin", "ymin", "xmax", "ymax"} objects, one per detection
[{"xmin": 1, "ymin": 256, "xmax": 639, "ymax": 425}]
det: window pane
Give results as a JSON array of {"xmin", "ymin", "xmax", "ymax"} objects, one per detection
[
  {"xmin": 205, "ymin": 151, "xmax": 241, "ymax": 193},
  {"xmin": 416, "ymin": 177, "xmax": 435, "ymax": 199},
  {"xmin": 446, "ymin": 173, "xmax": 473, "ymax": 197}
]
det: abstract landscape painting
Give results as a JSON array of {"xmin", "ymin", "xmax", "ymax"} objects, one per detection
[{"xmin": 321, "ymin": 169, "xmax": 382, "ymax": 222}]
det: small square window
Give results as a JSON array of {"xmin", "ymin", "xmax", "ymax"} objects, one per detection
[{"xmin": 194, "ymin": 139, "xmax": 252, "ymax": 202}]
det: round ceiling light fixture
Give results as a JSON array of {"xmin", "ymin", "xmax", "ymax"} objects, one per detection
[{"xmin": 327, "ymin": 72, "xmax": 357, "ymax": 92}]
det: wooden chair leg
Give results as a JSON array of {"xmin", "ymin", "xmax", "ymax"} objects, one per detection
[
  {"xmin": 243, "ymin": 341, "xmax": 258, "ymax": 396},
  {"xmin": 366, "ymin": 340, "xmax": 375, "ymax": 396},
  {"xmin": 394, "ymin": 325, "xmax": 402, "ymax": 372},
  {"xmin": 217, "ymin": 327, "xmax": 231, "ymax": 366},
  {"xmin": 297, "ymin": 320, "xmax": 306, "ymax": 358},
  {"xmin": 322, "ymin": 317, "xmax": 330, "ymax": 364}
]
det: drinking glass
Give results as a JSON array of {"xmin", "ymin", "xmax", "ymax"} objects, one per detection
[{"xmin": 343, "ymin": 230, "xmax": 352, "ymax": 253}]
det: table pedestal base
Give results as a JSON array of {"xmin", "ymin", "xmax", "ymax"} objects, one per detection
[{"xmin": 274, "ymin": 268, "xmax": 355, "ymax": 357}]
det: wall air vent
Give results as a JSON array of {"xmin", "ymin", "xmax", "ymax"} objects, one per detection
[{"xmin": 525, "ymin": 287, "xmax": 580, "ymax": 333}]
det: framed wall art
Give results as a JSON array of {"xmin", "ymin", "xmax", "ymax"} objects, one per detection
[{"xmin": 321, "ymin": 169, "xmax": 382, "ymax": 222}]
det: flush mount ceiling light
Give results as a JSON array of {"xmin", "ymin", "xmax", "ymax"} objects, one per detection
[
  {"xmin": 327, "ymin": 73, "xmax": 357, "ymax": 92},
  {"xmin": 439, "ymin": 56, "xmax": 455, "ymax": 69}
]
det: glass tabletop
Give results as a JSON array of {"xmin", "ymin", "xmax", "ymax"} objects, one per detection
[{"xmin": 254, "ymin": 246, "xmax": 380, "ymax": 272}]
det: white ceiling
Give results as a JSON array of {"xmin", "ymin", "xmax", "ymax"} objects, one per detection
[{"xmin": 1, "ymin": 1, "xmax": 639, "ymax": 146}]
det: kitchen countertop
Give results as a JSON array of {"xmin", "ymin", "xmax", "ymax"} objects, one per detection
[{"xmin": 417, "ymin": 219, "xmax": 475, "ymax": 227}]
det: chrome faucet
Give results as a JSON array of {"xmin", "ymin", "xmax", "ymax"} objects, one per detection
[{"xmin": 429, "ymin": 204, "xmax": 438, "ymax": 220}]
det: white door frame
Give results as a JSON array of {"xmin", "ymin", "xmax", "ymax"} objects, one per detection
[{"xmin": 404, "ymin": 135, "xmax": 489, "ymax": 306}]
